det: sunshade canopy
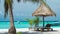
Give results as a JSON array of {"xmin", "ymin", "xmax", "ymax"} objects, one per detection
[{"xmin": 32, "ymin": 2, "xmax": 56, "ymax": 16}]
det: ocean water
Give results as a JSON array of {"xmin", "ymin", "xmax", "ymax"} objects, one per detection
[
  {"xmin": 0, "ymin": 21, "xmax": 30, "ymax": 29},
  {"xmin": 0, "ymin": 21, "xmax": 60, "ymax": 29}
]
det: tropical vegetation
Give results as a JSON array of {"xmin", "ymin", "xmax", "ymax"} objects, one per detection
[
  {"xmin": 25, "ymin": 16, "xmax": 40, "ymax": 30},
  {"xmin": 3, "ymin": 0, "xmax": 52, "ymax": 34},
  {"xmin": 4, "ymin": 0, "xmax": 20, "ymax": 34},
  {"xmin": 17, "ymin": 32, "xmax": 22, "ymax": 34},
  {"xmin": 25, "ymin": 18, "xmax": 34, "ymax": 29}
]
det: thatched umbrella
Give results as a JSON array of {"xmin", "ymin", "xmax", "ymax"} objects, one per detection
[{"xmin": 32, "ymin": 1, "xmax": 56, "ymax": 28}]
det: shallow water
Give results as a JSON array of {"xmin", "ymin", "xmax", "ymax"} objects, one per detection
[{"xmin": 0, "ymin": 21, "xmax": 60, "ymax": 29}]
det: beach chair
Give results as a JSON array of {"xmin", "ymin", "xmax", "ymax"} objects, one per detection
[
  {"xmin": 34, "ymin": 27, "xmax": 40, "ymax": 31},
  {"xmin": 41, "ymin": 24, "xmax": 53, "ymax": 31}
]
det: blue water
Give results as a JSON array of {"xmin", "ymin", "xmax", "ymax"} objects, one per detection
[
  {"xmin": 0, "ymin": 21, "xmax": 60, "ymax": 29},
  {"xmin": 0, "ymin": 21, "xmax": 29, "ymax": 29}
]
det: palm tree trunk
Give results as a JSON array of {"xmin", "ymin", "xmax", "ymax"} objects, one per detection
[{"xmin": 8, "ymin": 3, "xmax": 16, "ymax": 34}]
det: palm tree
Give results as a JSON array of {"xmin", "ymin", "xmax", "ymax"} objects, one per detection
[
  {"xmin": 17, "ymin": 0, "xmax": 21, "ymax": 2},
  {"xmin": 25, "ymin": 18, "xmax": 34, "ymax": 29},
  {"xmin": 34, "ymin": 16, "xmax": 40, "ymax": 30},
  {"xmin": 23, "ymin": 0, "xmax": 40, "ymax": 3},
  {"xmin": 4, "ymin": 0, "xmax": 20, "ymax": 34}
]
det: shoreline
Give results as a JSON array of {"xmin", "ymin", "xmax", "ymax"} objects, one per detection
[
  {"xmin": 0, "ymin": 28, "xmax": 60, "ymax": 33},
  {"xmin": 0, "ymin": 28, "xmax": 29, "ymax": 33}
]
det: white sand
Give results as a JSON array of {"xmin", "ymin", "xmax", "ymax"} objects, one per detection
[
  {"xmin": 0, "ymin": 28, "xmax": 60, "ymax": 34},
  {"xmin": 0, "ymin": 28, "xmax": 29, "ymax": 33}
]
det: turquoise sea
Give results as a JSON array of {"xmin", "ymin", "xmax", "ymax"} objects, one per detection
[{"xmin": 0, "ymin": 21, "xmax": 60, "ymax": 29}]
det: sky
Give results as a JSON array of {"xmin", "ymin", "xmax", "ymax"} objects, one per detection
[{"xmin": 0, "ymin": 0, "xmax": 60, "ymax": 21}]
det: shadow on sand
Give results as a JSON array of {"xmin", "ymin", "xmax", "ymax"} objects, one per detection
[
  {"xmin": 0, "ymin": 32, "xmax": 8, "ymax": 34},
  {"xmin": 0, "ymin": 30, "xmax": 58, "ymax": 34},
  {"xmin": 35, "ymin": 30, "xmax": 58, "ymax": 32}
]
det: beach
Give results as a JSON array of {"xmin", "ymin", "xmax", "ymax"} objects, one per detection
[{"xmin": 0, "ymin": 28, "xmax": 60, "ymax": 34}]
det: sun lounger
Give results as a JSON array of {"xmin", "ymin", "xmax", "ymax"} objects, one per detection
[{"xmin": 41, "ymin": 24, "xmax": 53, "ymax": 31}]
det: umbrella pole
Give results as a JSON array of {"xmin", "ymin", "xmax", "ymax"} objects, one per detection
[{"xmin": 43, "ymin": 16, "xmax": 44, "ymax": 27}]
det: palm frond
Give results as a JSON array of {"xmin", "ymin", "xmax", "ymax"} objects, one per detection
[
  {"xmin": 40, "ymin": 0, "xmax": 51, "ymax": 9},
  {"xmin": 41, "ymin": 0, "xmax": 56, "ymax": 16},
  {"xmin": 4, "ymin": 0, "xmax": 9, "ymax": 18},
  {"xmin": 17, "ymin": 0, "xmax": 21, "ymax": 2},
  {"xmin": 34, "ymin": 16, "xmax": 39, "ymax": 24},
  {"xmin": 23, "ymin": 0, "xmax": 39, "ymax": 3},
  {"xmin": 4, "ymin": 0, "xmax": 13, "ymax": 19}
]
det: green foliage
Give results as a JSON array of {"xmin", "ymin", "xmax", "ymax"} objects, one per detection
[
  {"xmin": 23, "ymin": 0, "xmax": 40, "ymax": 3},
  {"xmin": 25, "ymin": 16, "xmax": 40, "ymax": 27},
  {"xmin": 4, "ymin": 0, "xmax": 20, "ymax": 19},
  {"xmin": 17, "ymin": 32, "xmax": 22, "ymax": 34},
  {"xmin": 17, "ymin": 0, "xmax": 21, "ymax": 2},
  {"xmin": 31, "ymin": 0, "xmax": 40, "ymax": 3},
  {"xmin": 25, "ymin": 18, "xmax": 34, "ymax": 25},
  {"xmin": 33, "ymin": 16, "xmax": 40, "ymax": 27},
  {"xmin": 40, "ymin": 0, "xmax": 51, "ymax": 10},
  {"xmin": 4, "ymin": 0, "xmax": 13, "ymax": 19},
  {"xmin": 34, "ymin": 16, "xmax": 39, "ymax": 24}
]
